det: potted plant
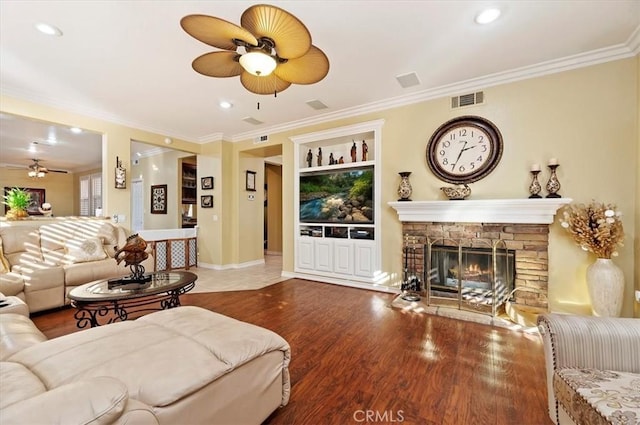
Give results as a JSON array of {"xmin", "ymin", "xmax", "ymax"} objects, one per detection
[{"xmin": 2, "ymin": 187, "xmax": 31, "ymax": 220}]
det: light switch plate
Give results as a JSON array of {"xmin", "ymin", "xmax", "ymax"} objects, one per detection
[
  {"xmin": 635, "ymin": 290, "xmax": 640, "ymax": 303},
  {"xmin": 248, "ymin": 194, "xmax": 255, "ymax": 201}
]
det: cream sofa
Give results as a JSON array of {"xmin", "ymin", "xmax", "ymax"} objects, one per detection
[
  {"xmin": 0, "ymin": 306, "xmax": 291, "ymax": 424},
  {"xmin": 0, "ymin": 219, "xmax": 154, "ymax": 313},
  {"xmin": 538, "ymin": 313, "xmax": 640, "ymax": 425}
]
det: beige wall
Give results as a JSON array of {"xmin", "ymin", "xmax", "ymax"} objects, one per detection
[
  {"xmin": 231, "ymin": 58, "xmax": 638, "ymax": 317},
  {"xmin": 636, "ymin": 55, "xmax": 640, "ymax": 318},
  {"xmin": 1, "ymin": 168, "xmax": 75, "ymax": 216}
]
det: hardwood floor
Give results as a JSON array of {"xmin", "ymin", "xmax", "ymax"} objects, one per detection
[{"xmin": 31, "ymin": 279, "xmax": 552, "ymax": 425}]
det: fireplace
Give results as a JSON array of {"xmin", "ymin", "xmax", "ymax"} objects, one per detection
[
  {"xmin": 427, "ymin": 242, "xmax": 515, "ymax": 316},
  {"xmin": 389, "ymin": 198, "xmax": 571, "ymax": 320}
]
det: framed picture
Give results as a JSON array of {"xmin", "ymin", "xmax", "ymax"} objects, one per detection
[
  {"xmin": 201, "ymin": 176, "xmax": 213, "ymax": 190},
  {"xmin": 3, "ymin": 187, "xmax": 45, "ymax": 215},
  {"xmin": 201, "ymin": 195, "xmax": 213, "ymax": 208},
  {"xmin": 246, "ymin": 170, "xmax": 256, "ymax": 191},
  {"xmin": 151, "ymin": 184, "xmax": 167, "ymax": 214},
  {"xmin": 115, "ymin": 156, "xmax": 126, "ymax": 189}
]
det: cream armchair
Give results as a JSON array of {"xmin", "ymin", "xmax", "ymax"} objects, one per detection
[{"xmin": 537, "ymin": 313, "xmax": 640, "ymax": 425}]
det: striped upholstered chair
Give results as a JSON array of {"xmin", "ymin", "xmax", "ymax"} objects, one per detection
[{"xmin": 538, "ymin": 313, "xmax": 640, "ymax": 425}]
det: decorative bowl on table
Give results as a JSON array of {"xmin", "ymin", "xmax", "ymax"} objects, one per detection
[{"xmin": 440, "ymin": 184, "xmax": 471, "ymax": 200}]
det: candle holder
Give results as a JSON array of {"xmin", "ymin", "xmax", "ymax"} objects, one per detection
[
  {"xmin": 528, "ymin": 170, "xmax": 542, "ymax": 198},
  {"xmin": 545, "ymin": 164, "xmax": 561, "ymax": 198}
]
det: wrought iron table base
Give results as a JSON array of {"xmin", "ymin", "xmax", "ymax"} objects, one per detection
[{"xmin": 72, "ymin": 282, "xmax": 194, "ymax": 328}]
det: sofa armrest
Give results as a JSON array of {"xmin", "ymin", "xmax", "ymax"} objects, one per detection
[
  {"xmin": 537, "ymin": 313, "xmax": 640, "ymax": 424},
  {"xmin": 0, "ymin": 376, "xmax": 157, "ymax": 425}
]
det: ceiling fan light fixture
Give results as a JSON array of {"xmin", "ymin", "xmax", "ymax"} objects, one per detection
[
  {"xmin": 239, "ymin": 52, "xmax": 277, "ymax": 77},
  {"xmin": 475, "ymin": 8, "xmax": 501, "ymax": 24}
]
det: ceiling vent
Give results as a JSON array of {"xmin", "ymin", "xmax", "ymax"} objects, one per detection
[
  {"xmin": 396, "ymin": 72, "xmax": 421, "ymax": 88},
  {"xmin": 451, "ymin": 91, "xmax": 484, "ymax": 109},
  {"xmin": 242, "ymin": 117, "xmax": 264, "ymax": 125},
  {"xmin": 306, "ymin": 99, "xmax": 328, "ymax": 110},
  {"xmin": 254, "ymin": 134, "xmax": 269, "ymax": 144}
]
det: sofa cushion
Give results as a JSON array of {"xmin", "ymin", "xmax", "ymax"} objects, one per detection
[
  {"xmin": 0, "ymin": 226, "xmax": 43, "ymax": 265},
  {"xmin": 0, "ymin": 237, "xmax": 10, "ymax": 273},
  {"xmin": 0, "ymin": 362, "xmax": 46, "ymax": 409},
  {"xmin": 65, "ymin": 237, "xmax": 107, "ymax": 263},
  {"xmin": 554, "ymin": 368, "xmax": 640, "ymax": 425},
  {"xmin": 9, "ymin": 306, "xmax": 290, "ymax": 408},
  {"xmin": 0, "ymin": 272, "xmax": 24, "ymax": 297},
  {"xmin": 0, "ymin": 313, "xmax": 48, "ymax": 361},
  {"xmin": 64, "ymin": 258, "xmax": 124, "ymax": 287},
  {"xmin": 0, "ymin": 376, "xmax": 130, "ymax": 425}
]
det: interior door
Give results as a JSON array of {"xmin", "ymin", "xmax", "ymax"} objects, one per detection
[{"xmin": 132, "ymin": 178, "xmax": 144, "ymax": 232}]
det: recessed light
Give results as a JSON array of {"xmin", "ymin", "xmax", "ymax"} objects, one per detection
[
  {"xmin": 475, "ymin": 8, "xmax": 501, "ymax": 25},
  {"xmin": 70, "ymin": 127, "xmax": 82, "ymax": 134},
  {"xmin": 34, "ymin": 22, "xmax": 63, "ymax": 36},
  {"xmin": 220, "ymin": 101, "xmax": 233, "ymax": 109}
]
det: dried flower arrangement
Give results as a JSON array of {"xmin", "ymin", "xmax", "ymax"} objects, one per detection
[{"xmin": 559, "ymin": 201, "xmax": 624, "ymax": 259}]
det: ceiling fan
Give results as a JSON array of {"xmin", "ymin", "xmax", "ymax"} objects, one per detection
[
  {"xmin": 180, "ymin": 4, "xmax": 330, "ymax": 95},
  {"xmin": 26, "ymin": 159, "xmax": 68, "ymax": 177}
]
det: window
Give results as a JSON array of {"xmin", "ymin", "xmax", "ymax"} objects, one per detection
[{"xmin": 79, "ymin": 172, "xmax": 102, "ymax": 216}]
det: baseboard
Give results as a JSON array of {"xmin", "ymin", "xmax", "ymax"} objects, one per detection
[{"xmin": 197, "ymin": 259, "xmax": 266, "ymax": 270}]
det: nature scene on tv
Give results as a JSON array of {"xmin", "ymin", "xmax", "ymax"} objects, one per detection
[{"xmin": 299, "ymin": 168, "xmax": 374, "ymax": 223}]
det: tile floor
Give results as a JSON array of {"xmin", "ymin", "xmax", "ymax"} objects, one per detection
[{"xmin": 187, "ymin": 254, "xmax": 287, "ymax": 293}]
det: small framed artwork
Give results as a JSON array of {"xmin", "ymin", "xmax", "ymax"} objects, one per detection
[
  {"xmin": 151, "ymin": 184, "xmax": 167, "ymax": 214},
  {"xmin": 115, "ymin": 156, "xmax": 126, "ymax": 189},
  {"xmin": 246, "ymin": 170, "xmax": 256, "ymax": 191},
  {"xmin": 201, "ymin": 195, "xmax": 213, "ymax": 208},
  {"xmin": 201, "ymin": 176, "xmax": 213, "ymax": 190}
]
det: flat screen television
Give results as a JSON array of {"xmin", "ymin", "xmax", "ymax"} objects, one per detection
[{"xmin": 299, "ymin": 166, "xmax": 374, "ymax": 224}]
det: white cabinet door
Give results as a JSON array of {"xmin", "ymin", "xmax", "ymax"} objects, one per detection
[
  {"xmin": 354, "ymin": 241, "xmax": 376, "ymax": 278},
  {"xmin": 297, "ymin": 238, "xmax": 315, "ymax": 270},
  {"xmin": 333, "ymin": 240, "xmax": 353, "ymax": 275},
  {"xmin": 314, "ymin": 239, "xmax": 333, "ymax": 272}
]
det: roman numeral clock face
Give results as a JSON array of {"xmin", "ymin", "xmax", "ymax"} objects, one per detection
[{"xmin": 426, "ymin": 116, "xmax": 503, "ymax": 184}]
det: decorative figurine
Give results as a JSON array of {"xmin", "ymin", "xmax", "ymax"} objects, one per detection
[
  {"xmin": 528, "ymin": 164, "xmax": 542, "ymax": 198},
  {"xmin": 361, "ymin": 140, "xmax": 368, "ymax": 161},
  {"xmin": 317, "ymin": 147, "xmax": 323, "ymax": 166},
  {"xmin": 329, "ymin": 153, "xmax": 335, "ymax": 165},
  {"xmin": 350, "ymin": 142, "xmax": 357, "ymax": 162},
  {"xmin": 306, "ymin": 149, "xmax": 313, "ymax": 167},
  {"xmin": 338, "ymin": 156, "xmax": 344, "ymax": 164},
  {"xmin": 545, "ymin": 159, "xmax": 561, "ymax": 198}
]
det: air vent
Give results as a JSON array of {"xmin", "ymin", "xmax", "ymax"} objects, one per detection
[
  {"xmin": 451, "ymin": 91, "xmax": 484, "ymax": 109},
  {"xmin": 306, "ymin": 99, "xmax": 328, "ymax": 110},
  {"xmin": 396, "ymin": 72, "xmax": 420, "ymax": 88},
  {"xmin": 242, "ymin": 117, "xmax": 264, "ymax": 125},
  {"xmin": 254, "ymin": 134, "xmax": 269, "ymax": 144}
]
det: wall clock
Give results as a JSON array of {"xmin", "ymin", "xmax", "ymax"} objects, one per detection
[{"xmin": 426, "ymin": 115, "xmax": 503, "ymax": 184}]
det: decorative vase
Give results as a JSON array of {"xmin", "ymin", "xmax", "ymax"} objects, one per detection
[
  {"xmin": 397, "ymin": 172, "xmax": 412, "ymax": 201},
  {"xmin": 586, "ymin": 258, "xmax": 624, "ymax": 317},
  {"xmin": 545, "ymin": 164, "xmax": 561, "ymax": 198}
]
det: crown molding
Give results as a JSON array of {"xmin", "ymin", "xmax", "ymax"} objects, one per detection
[
  {"xmin": 2, "ymin": 36, "xmax": 638, "ymax": 145},
  {"xmin": 231, "ymin": 42, "xmax": 637, "ymax": 142}
]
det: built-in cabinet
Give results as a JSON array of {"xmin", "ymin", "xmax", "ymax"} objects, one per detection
[
  {"xmin": 290, "ymin": 120, "xmax": 383, "ymax": 287},
  {"xmin": 180, "ymin": 159, "xmax": 197, "ymax": 228}
]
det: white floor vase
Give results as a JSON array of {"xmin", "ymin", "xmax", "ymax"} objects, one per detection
[{"xmin": 586, "ymin": 258, "xmax": 624, "ymax": 317}]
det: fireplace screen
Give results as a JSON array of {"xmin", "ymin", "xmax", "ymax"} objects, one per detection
[{"xmin": 426, "ymin": 241, "xmax": 514, "ymax": 315}]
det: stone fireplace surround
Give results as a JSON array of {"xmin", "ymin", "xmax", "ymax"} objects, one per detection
[{"xmin": 389, "ymin": 198, "xmax": 572, "ymax": 312}]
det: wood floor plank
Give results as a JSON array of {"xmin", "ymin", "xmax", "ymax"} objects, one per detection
[{"xmin": 31, "ymin": 278, "xmax": 552, "ymax": 425}]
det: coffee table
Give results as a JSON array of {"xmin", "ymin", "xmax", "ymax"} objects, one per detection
[{"xmin": 68, "ymin": 271, "xmax": 197, "ymax": 328}]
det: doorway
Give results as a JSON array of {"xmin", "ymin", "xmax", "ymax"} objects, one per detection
[{"xmin": 131, "ymin": 178, "xmax": 143, "ymax": 232}]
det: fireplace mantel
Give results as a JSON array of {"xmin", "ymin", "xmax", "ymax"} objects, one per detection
[{"xmin": 388, "ymin": 198, "xmax": 572, "ymax": 224}]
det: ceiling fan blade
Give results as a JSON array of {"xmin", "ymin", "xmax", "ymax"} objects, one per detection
[
  {"xmin": 192, "ymin": 51, "xmax": 243, "ymax": 77},
  {"xmin": 48, "ymin": 169, "xmax": 68, "ymax": 174},
  {"xmin": 241, "ymin": 4, "xmax": 311, "ymax": 59},
  {"xmin": 240, "ymin": 72, "xmax": 291, "ymax": 95},
  {"xmin": 180, "ymin": 14, "xmax": 258, "ymax": 50},
  {"xmin": 275, "ymin": 45, "xmax": 329, "ymax": 85}
]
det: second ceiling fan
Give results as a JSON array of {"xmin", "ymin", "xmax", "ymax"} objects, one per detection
[{"xmin": 180, "ymin": 4, "xmax": 330, "ymax": 95}]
